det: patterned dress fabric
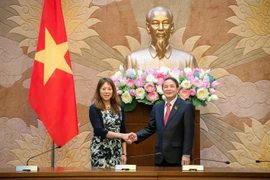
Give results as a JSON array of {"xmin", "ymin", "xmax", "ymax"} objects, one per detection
[{"xmin": 91, "ymin": 109, "xmax": 122, "ymax": 168}]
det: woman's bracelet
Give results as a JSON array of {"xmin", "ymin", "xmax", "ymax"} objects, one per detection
[{"xmin": 122, "ymin": 153, "xmax": 126, "ymax": 156}]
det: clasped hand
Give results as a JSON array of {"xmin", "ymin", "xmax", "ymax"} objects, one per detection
[{"xmin": 121, "ymin": 132, "xmax": 137, "ymax": 144}]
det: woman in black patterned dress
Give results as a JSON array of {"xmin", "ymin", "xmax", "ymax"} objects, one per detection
[{"xmin": 89, "ymin": 78, "xmax": 129, "ymax": 168}]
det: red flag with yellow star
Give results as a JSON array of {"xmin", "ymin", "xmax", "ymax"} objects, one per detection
[{"xmin": 29, "ymin": 0, "xmax": 78, "ymax": 146}]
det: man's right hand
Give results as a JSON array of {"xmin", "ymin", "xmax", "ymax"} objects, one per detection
[{"xmin": 126, "ymin": 132, "xmax": 137, "ymax": 144}]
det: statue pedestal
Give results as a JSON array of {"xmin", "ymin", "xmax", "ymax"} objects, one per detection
[{"xmin": 125, "ymin": 103, "xmax": 200, "ymax": 165}]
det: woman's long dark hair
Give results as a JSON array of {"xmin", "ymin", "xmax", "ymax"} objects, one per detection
[{"xmin": 91, "ymin": 78, "xmax": 121, "ymax": 115}]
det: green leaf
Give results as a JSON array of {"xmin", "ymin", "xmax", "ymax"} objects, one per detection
[
  {"xmin": 123, "ymin": 87, "xmax": 131, "ymax": 91},
  {"xmin": 179, "ymin": 76, "xmax": 186, "ymax": 82},
  {"xmin": 208, "ymin": 74, "xmax": 216, "ymax": 83},
  {"xmin": 127, "ymin": 74, "xmax": 136, "ymax": 79},
  {"xmin": 191, "ymin": 98, "xmax": 202, "ymax": 106},
  {"xmin": 194, "ymin": 72, "xmax": 200, "ymax": 78},
  {"xmin": 201, "ymin": 100, "xmax": 207, "ymax": 107},
  {"xmin": 137, "ymin": 99, "xmax": 153, "ymax": 105},
  {"xmin": 191, "ymin": 98, "xmax": 207, "ymax": 107},
  {"xmin": 122, "ymin": 99, "xmax": 137, "ymax": 112}
]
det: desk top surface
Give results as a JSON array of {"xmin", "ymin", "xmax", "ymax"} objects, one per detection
[{"xmin": 0, "ymin": 166, "xmax": 269, "ymax": 178}]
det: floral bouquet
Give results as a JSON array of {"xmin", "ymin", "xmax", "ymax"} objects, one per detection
[{"xmin": 111, "ymin": 66, "xmax": 220, "ymax": 112}]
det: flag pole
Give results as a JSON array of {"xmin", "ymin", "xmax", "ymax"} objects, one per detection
[
  {"xmin": 51, "ymin": 141, "xmax": 55, "ymax": 167},
  {"xmin": 29, "ymin": 0, "xmax": 78, "ymax": 166}
]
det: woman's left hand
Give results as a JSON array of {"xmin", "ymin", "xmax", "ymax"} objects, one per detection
[{"xmin": 121, "ymin": 154, "xmax": 127, "ymax": 164}]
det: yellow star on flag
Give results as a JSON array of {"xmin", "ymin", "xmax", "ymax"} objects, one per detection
[{"xmin": 35, "ymin": 28, "xmax": 72, "ymax": 85}]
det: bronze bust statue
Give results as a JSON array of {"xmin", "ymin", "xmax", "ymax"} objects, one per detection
[{"xmin": 124, "ymin": 6, "xmax": 198, "ymax": 70}]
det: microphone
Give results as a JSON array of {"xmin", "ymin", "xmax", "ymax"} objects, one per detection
[
  {"xmin": 115, "ymin": 152, "xmax": 161, "ymax": 171},
  {"xmin": 16, "ymin": 145, "xmax": 61, "ymax": 172},
  {"xmin": 256, "ymin": 160, "xmax": 270, "ymax": 163},
  {"xmin": 127, "ymin": 152, "xmax": 161, "ymax": 161},
  {"xmin": 192, "ymin": 158, "xmax": 230, "ymax": 165},
  {"xmin": 182, "ymin": 157, "xmax": 230, "ymax": 171},
  {"xmin": 26, "ymin": 145, "xmax": 61, "ymax": 165}
]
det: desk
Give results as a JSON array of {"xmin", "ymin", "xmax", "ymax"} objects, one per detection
[
  {"xmin": 0, "ymin": 166, "xmax": 269, "ymax": 180},
  {"xmin": 157, "ymin": 167, "xmax": 270, "ymax": 180}
]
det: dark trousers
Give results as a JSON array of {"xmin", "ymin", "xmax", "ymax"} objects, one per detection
[{"xmin": 155, "ymin": 158, "xmax": 181, "ymax": 167}]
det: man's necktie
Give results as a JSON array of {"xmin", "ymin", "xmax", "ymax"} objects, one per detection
[{"xmin": 164, "ymin": 103, "xmax": 171, "ymax": 125}]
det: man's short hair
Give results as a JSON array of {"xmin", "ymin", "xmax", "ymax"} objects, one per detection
[{"xmin": 162, "ymin": 77, "xmax": 179, "ymax": 88}]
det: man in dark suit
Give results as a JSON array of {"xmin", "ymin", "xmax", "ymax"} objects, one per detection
[{"xmin": 128, "ymin": 77, "xmax": 195, "ymax": 166}]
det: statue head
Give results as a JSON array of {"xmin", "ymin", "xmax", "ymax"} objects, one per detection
[{"xmin": 146, "ymin": 7, "xmax": 174, "ymax": 58}]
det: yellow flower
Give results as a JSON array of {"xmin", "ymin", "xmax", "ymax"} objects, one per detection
[
  {"xmin": 181, "ymin": 80, "xmax": 192, "ymax": 89},
  {"xmin": 196, "ymin": 88, "xmax": 209, "ymax": 100},
  {"xmin": 135, "ymin": 87, "xmax": 145, "ymax": 100},
  {"xmin": 121, "ymin": 92, "xmax": 132, "ymax": 104}
]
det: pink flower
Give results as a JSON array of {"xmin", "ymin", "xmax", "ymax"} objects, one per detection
[
  {"xmin": 157, "ymin": 79, "xmax": 164, "ymax": 86},
  {"xmin": 134, "ymin": 77, "xmax": 145, "ymax": 87},
  {"xmin": 146, "ymin": 68, "xmax": 155, "ymax": 74},
  {"xmin": 155, "ymin": 73, "xmax": 166, "ymax": 85},
  {"xmin": 193, "ymin": 68, "xmax": 202, "ymax": 73},
  {"xmin": 203, "ymin": 79, "xmax": 210, "ymax": 88},
  {"xmin": 179, "ymin": 70, "xmax": 184, "ymax": 77},
  {"xmin": 144, "ymin": 83, "xmax": 155, "ymax": 92},
  {"xmin": 186, "ymin": 72, "xmax": 194, "ymax": 80},
  {"xmin": 126, "ymin": 68, "xmax": 136, "ymax": 76},
  {"xmin": 171, "ymin": 68, "xmax": 181, "ymax": 74},
  {"xmin": 189, "ymin": 89, "xmax": 196, "ymax": 96},
  {"xmin": 113, "ymin": 81, "xmax": 119, "ymax": 87},
  {"xmin": 126, "ymin": 78, "xmax": 134, "ymax": 87},
  {"xmin": 212, "ymin": 80, "xmax": 220, "ymax": 88},
  {"xmin": 111, "ymin": 75, "xmax": 117, "ymax": 82},
  {"xmin": 179, "ymin": 89, "xmax": 190, "ymax": 100},
  {"xmin": 209, "ymin": 88, "xmax": 216, "ymax": 95},
  {"xmin": 155, "ymin": 73, "xmax": 166, "ymax": 81},
  {"xmin": 141, "ymin": 73, "xmax": 147, "ymax": 78},
  {"xmin": 130, "ymin": 89, "xmax": 136, "ymax": 96},
  {"xmin": 192, "ymin": 77, "xmax": 203, "ymax": 87},
  {"xmin": 147, "ymin": 91, "xmax": 158, "ymax": 102},
  {"xmin": 117, "ymin": 90, "xmax": 123, "ymax": 95}
]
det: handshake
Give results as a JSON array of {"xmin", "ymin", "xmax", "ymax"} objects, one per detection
[{"xmin": 121, "ymin": 132, "xmax": 137, "ymax": 144}]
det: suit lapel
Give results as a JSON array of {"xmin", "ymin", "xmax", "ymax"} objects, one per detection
[
  {"xmin": 158, "ymin": 102, "xmax": 165, "ymax": 128},
  {"xmin": 164, "ymin": 98, "xmax": 183, "ymax": 128}
]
